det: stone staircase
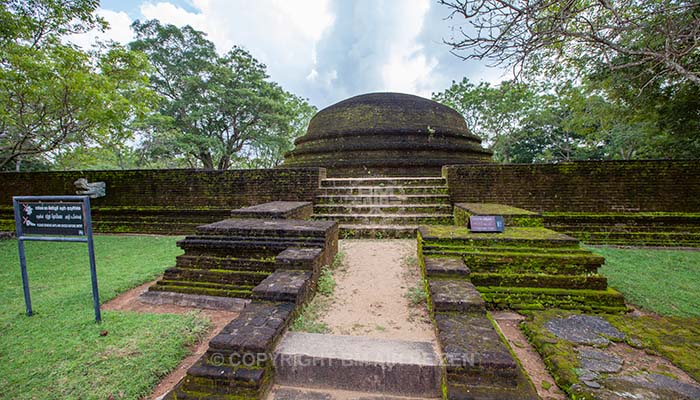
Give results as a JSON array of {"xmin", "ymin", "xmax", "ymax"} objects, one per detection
[
  {"xmin": 313, "ymin": 177, "xmax": 452, "ymax": 238},
  {"xmin": 423, "ymin": 257, "xmax": 539, "ymax": 399},
  {"xmin": 267, "ymin": 332, "xmax": 442, "ymax": 399}
]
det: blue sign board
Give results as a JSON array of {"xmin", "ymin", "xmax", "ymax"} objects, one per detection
[
  {"xmin": 469, "ymin": 215, "xmax": 506, "ymax": 233},
  {"xmin": 13, "ymin": 196, "xmax": 101, "ymax": 322}
]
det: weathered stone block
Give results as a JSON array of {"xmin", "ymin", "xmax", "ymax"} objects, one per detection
[
  {"xmin": 251, "ymin": 270, "xmax": 312, "ymax": 303},
  {"xmin": 424, "ymin": 257, "xmax": 470, "ymax": 278},
  {"xmin": 429, "ymin": 279, "xmax": 485, "ymax": 314},
  {"xmin": 274, "ymin": 248, "xmax": 324, "ymax": 271},
  {"xmin": 207, "ymin": 301, "xmax": 294, "ymax": 365},
  {"xmin": 230, "ymin": 201, "xmax": 313, "ymax": 220}
]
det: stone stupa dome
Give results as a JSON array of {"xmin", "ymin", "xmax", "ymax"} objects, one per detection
[{"xmin": 282, "ymin": 92, "xmax": 493, "ymax": 177}]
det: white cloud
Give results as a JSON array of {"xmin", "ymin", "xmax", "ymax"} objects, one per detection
[
  {"xmin": 66, "ymin": 9, "xmax": 134, "ymax": 48},
  {"xmin": 379, "ymin": 0, "xmax": 437, "ymax": 97},
  {"xmin": 66, "ymin": 1, "xmax": 507, "ymax": 108},
  {"xmin": 139, "ymin": 0, "xmax": 334, "ymax": 104}
]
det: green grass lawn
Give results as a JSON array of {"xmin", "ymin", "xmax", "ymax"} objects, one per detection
[
  {"xmin": 0, "ymin": 235, "xmax": 210, "ymax": 400},
  {"xmin": 592, "ymin": 246, "xmax": 700, "ymax": 317}
]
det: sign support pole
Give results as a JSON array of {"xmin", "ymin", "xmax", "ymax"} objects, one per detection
[
  {"xmin": 12, "ymin": 200, "xmax": 33, "ymax": 316},
  {"xmin": 84, "ymin": 200, "xmax": 101, "ymax": 323}
]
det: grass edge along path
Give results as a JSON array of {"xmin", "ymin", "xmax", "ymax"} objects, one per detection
[
  {"xmin": 0, "ymin": 235, "xmax": 211, "ymax": 400},
  {"xmin": 589, "ymin": 246, "xmax": 700, "ymax": 317}
]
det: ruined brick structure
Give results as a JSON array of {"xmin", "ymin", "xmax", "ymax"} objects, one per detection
[{"xmin": 282, "ymin": 92, "xmax": 493, "ymax": 177}]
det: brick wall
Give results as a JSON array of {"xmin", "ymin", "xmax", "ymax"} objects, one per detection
[
  {"xmin": 0, "ymin": 168, "xmax": 325, "ymax": 233},
  {"xmin": 444, "ymin": 160, "xmax": 700, "ymax": 212}
]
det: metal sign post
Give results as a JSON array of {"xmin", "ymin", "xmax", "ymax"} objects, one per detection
[{"xmin": 12, "ymin": 196, "xmax": 101, "ymax": 323}]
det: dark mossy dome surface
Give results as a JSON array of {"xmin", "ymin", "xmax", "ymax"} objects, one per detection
[{"xmin": 283, "ymin": 92, "xmax": 493, "ymax": 177}]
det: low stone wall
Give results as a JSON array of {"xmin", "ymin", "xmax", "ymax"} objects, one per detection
[
  {"xmin": 0, "ymin": 168, "xmax": 325, "ymax": 234},
  {"xmin": 444, "ymin": 160, "xmax": 700, "ymax": 213}
]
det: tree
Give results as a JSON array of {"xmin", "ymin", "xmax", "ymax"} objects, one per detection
[
  {"xmin": 433, "ymin": 78, "xmax": 540, "ymax": 162},
  {"xmin": 439, "ymin": 0, "xmax": 700, "ymax": 85},
  {"xmin": 433, "ymin": 78, "xmax": 655, "ymax": 163},
  {"xmin": 0, "ymin": 0, "xmax": 154, "ymax": 171},
  {"xmin": 130, "ymin": 20, "xmax": 314, "ymax": 170}
]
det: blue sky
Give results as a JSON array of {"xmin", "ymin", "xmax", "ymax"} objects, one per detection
[{"xmin": 72, "ymin": 0, "xmax": 507, "ymax": 108}]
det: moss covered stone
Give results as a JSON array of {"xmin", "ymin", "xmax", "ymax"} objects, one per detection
[{"xmin": 283, "ymin": 92, "xmax": 492, "ymax": 177}]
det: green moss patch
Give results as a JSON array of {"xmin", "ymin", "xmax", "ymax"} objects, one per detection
[
  {"xmin": 523, "ymin": 310, "xmax": 700, "ymax": 398},
  {"xmin": 477, "ymin": 287, "xmax": 627, "ymax": 313}
]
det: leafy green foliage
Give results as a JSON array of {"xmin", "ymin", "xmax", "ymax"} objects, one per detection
[
  {"xmin": 0, "ymin": 235, "xmax": 212, "ymax": 399},
  {"xmin": 130, "ymin": 20, "xmax": 315, "ymax": 170},
  {"xmin": 434, "ymin": 77, "xmax": 699, "ymax": 162},
  {"xmin": 0, "ymin": 0, "xmax": 156, "ymax": 171},
  {"xmin": 405, "ymin": 280, "xmax": 427, "ymax": 306},
  {"xmin": 440, "ymin": 1, "xmax": 700, "ymax": 85}
]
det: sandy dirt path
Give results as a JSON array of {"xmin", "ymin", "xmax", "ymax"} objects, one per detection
[{"xmin": 319, "ymin": 239, "xmax": 436, "ymax": 343}]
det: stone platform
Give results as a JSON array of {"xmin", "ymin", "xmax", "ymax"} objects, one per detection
[
  {"xmin": 148, "ymin": 218, "xmax": 338, "ymax": 299},
  {"xmin": 418, "ymin": 225, "xmax": 626, "ymax": 313},
  {"xmin": 159, "ymin": 209, "xmax": 339, "ymax": 400},
  {"xmin": 453, "ymin": 203, "xmax": 543, "ymax": 227},
  {"xmin": 230, "ymin": 201, "xmax": 313, "ymax": 220}
]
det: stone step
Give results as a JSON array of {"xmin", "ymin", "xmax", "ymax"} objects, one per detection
[
  {"xmin": 470, "ymin": 272, "xmax": 608, "ymax": 290},
  {"xmin": 424, "ymin": 257, "xmax": 471, "ymax": 278},
  {"xmin": 315, "ymin": 194, "xmax": 451, "ymax": 205},
  {"xmin": 251, "ymin": 269, "xmax": 312, "ymax": 303},
  {"xmin": 314, "ymin": 204, "xmax": 453, "ymax": 215},
  {"xmin": 273, "ymin": 332, "xmax": 442, "ymax": 398},
  {"xmin": 149, "ymin": 281, "xmax": 253, "ymax": 298},
  {"xmin": 420, "ymin": 249, "xmax": 604, "ymax": 274},
  {"xmin": 435, "ymin": 313, "xmax": 539, "ymax": 400},
  {"xmin": 175, "ymin": 254, "xmax": 276, "ymax": 272},
  {"xmin": 428, "ymin": 279, "xmax": 485, "ymax": 314},
  {"xmin": 196, "ymin": 218, "xmax": 338, "ymax": 239},
  {"xmin": 418, "ymin": 226, "xmax": 581, "ymax": 248},
  {"xmin": 163, "ymin": 267, "xmax": 270, "ymax": 286},
  {"xmin": 266, "ymin": 385, "xmax": 438, "ymax": 400},
  {"xmin": 319, "ymin": 186, "xmax": 448, "ymax": 196},
  {"xmin": 321, "ymin": 177, "xmax": 446, "ymax": 187},
  {"xmin": 476, "ymin": 286, "xmax": 627, "ymax": 313},
  {"xmin": 339, "ymin": 224, "xmax": 418, "ymax": 239},
  {"xmin": 314, "ymin": 213, "xmax": 453, "ymax": 225},
  {"xmin": 545, "ymin": 224, "xmax": 700, "ymax": 232}
]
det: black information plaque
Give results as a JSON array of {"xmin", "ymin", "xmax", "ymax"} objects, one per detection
[
  {"xmin": 18, "ymin": 201, "xmax": 86, "ymax": 236},
  {"xmin": 469, "ymin": 215, "xmax": 505, "ymax": 233},
  {"xmin": 12, "ymin": 196, "xmax": 101, "ymax": 322}
]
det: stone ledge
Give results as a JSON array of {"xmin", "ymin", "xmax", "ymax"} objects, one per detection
[
  {"xmin": 436, "ymin": 313, "xmax": 516, "ymax": 375},
  {"xmin": 429, "ymin": 279, "xmax": 484, "ymax": 314},
  {"xmin": 251, "ymin": 270, "xmax": 312, "ymax": 303},
  {"xmin": 196, "ymin": 218, "xmax": 337, "ymax": 237},
  {"xmin": 208, "ymin": 301, "xmax": 294, "ymax": 363},
  {"xmin": 231, "ymin": 201, "xmax": 313, "ymax": 220},
  {"xmin": 454, "ymin": 203, "xmax": 543, "ymax": 228},
  {"xmin": 424, "ymin": 257, "xmax": 470, "ymax": 278},
  {"xmin": 139, "ymin": 290, "xmax": 249, "ymax": 311},
  {"xmin": 418, "ymin": 226, "xmax": 579, "ymax": 248},
  {"xmin": 275, "ymin": 248, "xmax": 324, "ymax": 271}
]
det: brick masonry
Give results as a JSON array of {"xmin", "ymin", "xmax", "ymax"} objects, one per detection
[
  {"xmin": 444, "ymin": 160, "xmax": 700, "ymax": 212},
  {"xmin": 0, "ymin": 168, "xmax": 325, "ymax": 234}
]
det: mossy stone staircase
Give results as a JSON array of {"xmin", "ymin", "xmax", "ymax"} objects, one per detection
[{"xmin": 312, "ymin": 176, "xmax": 452, "ymax": 238}]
